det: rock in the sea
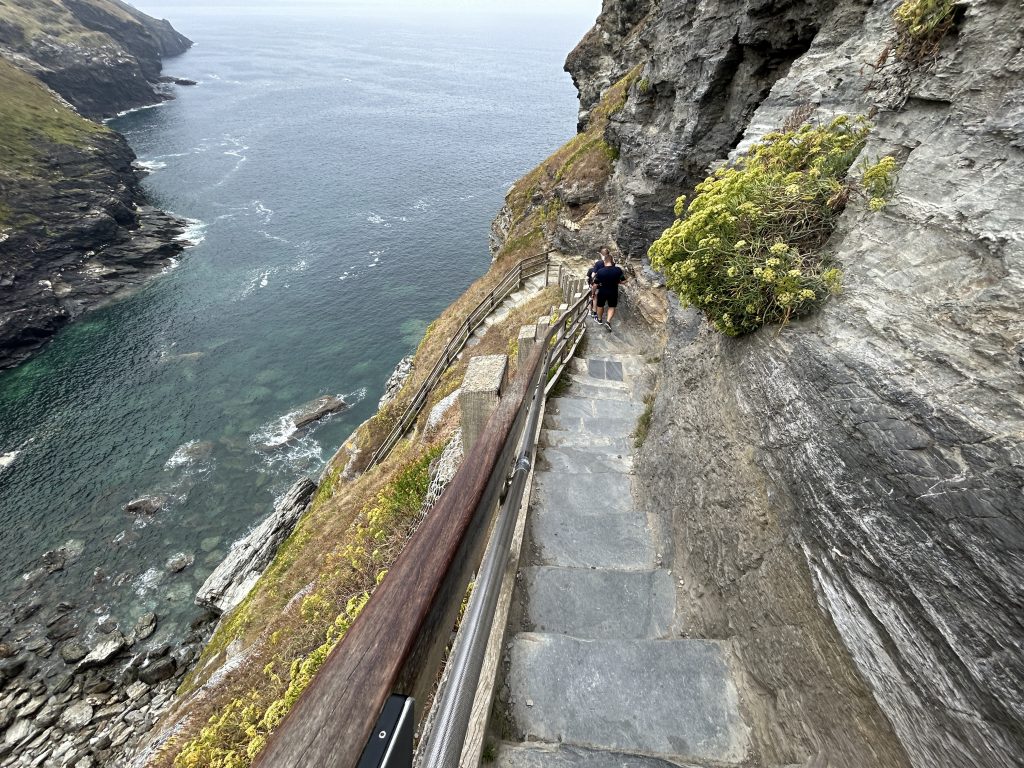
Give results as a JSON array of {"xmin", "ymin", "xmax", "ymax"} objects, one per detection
[
  {"xmin": 165, "ymin": 552, "xmax": 194, "ymax": 573},
  {"xmin": 59, "ymin": 641, "xmax": 89, "ymax": 664},
  {"xmin": 133, "ymin": 612, "xmax": 157, "ymax": 641},
  {"xmin": 137, "ymin": 657, "xmax": 176, "ymax": 685},
  {"xmin": 123, "ymin": 495, "xmax": 168, "ymax": 515},
  {"xmin": 57, "ymin": 700, "xmax": 94, "ymax": 731},
  {"xmin": 293, "ymin": 395, "xmax": 348, "ymax": 430},
  {"xmin": 196, "ymin": 477, "xmax": 316, "ymax": 614},
  {"xmin": 76, "ymin": 634, "xmax": 125, "ymax": 671},
  {"xmin": 0, "ymin": 655, "xmax": 28, "ymax": 681}
]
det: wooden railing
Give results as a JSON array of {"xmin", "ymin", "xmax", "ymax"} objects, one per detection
[
  {"xmin": 253, "ymin": 284, "xmax": 590, "ymax": 768},
  {"xmin": 366, "ymin": 250, "xmax": 553, "ymax": 470}
]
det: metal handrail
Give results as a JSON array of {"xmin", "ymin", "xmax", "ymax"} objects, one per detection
[
  {"xmin": 418, "ymin": 290, "xmax": 589, "ymax": 768},
  {"xmin": 252, "ymin": 283, "xmax": 589, "ymax": 768},
  {"xmin": 366, "ymin": 250, "xmax": 554, "ymax": 470}
]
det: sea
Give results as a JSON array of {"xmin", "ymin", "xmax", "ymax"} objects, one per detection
[{"xmin": 0, "ymin": 0, "xmax": 595, "ymax": 650}]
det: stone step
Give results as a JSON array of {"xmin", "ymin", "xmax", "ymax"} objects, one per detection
[
  {"xmin": 540, "ymin": 429, "xmax": 631, "ymax": 452},
  {"xmin": 548, "ymin": 396, "xmax": 644, "ymax": 421},
  {"xmin": 529, "ymin": 472, "xmax": 652, "ymax": 569},
  {"xmin": 542, "ymin": 412, "xmax": 638, "ymax": 436},
  {"xmin": 523, "ymin": 567, "xmax": 674, "ymax": 639},
  {"xmin": 563, "ymin": 379, "xmax": 633, "ymax": 401},
  {"xmin": 506, "ymin": 634, "xmax": 750, "ymax": 765},
  {"xmin": 495, "ymin": 743, "xmax": 706, "ymax": 768},
  {"xmin": 537, "ymin": 445, "xmax": 631, "ymax": 474}
]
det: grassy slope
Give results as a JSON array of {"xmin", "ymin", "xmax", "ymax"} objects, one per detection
[{"xmin": 0, "ymin": 57, "xmax": 108, "ymax": 228}]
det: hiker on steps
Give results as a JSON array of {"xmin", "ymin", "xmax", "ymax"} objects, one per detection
[
  {"xmin": 585, "ymin": 248, "xmax": 608, "ymax": 320},
  {"xmin": 593, "ymin": 250, "xmax": 627, "ymax": 332}
]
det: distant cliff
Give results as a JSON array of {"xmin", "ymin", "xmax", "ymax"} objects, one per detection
[
  {"xmin": 498, "ymin": 0, "xmax": 1023, "ymax": 765},
  {"xmin": 0, "ymin": 0, "xmax": 191, "ymax": 369}
]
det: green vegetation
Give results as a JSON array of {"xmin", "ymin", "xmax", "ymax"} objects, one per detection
[
  {"xmin": 633, "ymin": 391, "xmax": 656, "ymax": 448},
  {"xmin": 500, "ymin": 64, "xmax": 642, "ymax": 255},
  {"xmin": 0, "ymin": 58, "xmax": 105, "ymax": 177},
  {"xmin": 861, "ymin": 155, "xmax": 898, "ymax": 211},
  {"xmin": 893, "ymin": 0, "xmax": 956, "ymax": 61},
  {"xmin": 173, "ymin": 447, "xmax": 441, "ymax": 768},
  {"xmin": 649, "ymin": 116, "xmax": 870, "ymax": 335}
]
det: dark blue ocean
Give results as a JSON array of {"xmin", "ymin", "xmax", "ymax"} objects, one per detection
[{"xmin": 0, "ymin": 0, "xmax": 593, "ymax": 647}]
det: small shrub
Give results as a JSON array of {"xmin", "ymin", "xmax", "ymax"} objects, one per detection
[
  {"xmin": 861, "ymin": 155, "xmax": 898, "ymax": 211},
  {"xmin": 637, "ymin": 77, "xmax": 651, "ymax": 94},
  {"xmin": 893, "ymin": 0, "xmax": 956, "ymax": 62},
  {"xmin": 648, "ymin": 115, "xmax": 870, "ymax": 335}
]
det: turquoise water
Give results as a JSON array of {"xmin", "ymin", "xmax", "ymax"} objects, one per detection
[{"xmin": 0, "ymin": 1, "xmax": 592, "ymax": 645}]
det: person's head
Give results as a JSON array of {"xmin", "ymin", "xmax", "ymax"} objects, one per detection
[{"xmin": 601, "ymin": 247, "xmax": 613, "ymax": 266}]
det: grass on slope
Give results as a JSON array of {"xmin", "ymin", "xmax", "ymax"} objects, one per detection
[{"xmin": 0, "ymin": 57, "xmax": 105, "ymax": 178}]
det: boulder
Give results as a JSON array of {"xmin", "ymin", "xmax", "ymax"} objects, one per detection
[
  {"xmin": 196, "ymin": 477, "xmax": 316, "ymax": 614},
  {"xmin": 133, "ymin": 612, "xmax": 157, "ymax": 641},
  {"xmin": 137, "ymin": 657, "xmax": 176, "ymax": 685},
  {"xmin": 57, "ymin": 700, "xmax": 93, "ymax": 731},
  {"xmin": 59, "ymin": 641, "xmax": 89, "ymax": 664},
  {"xmin": 123, "ymin": 495, "xmax": 168, "ymax": 515},
  {"xmin": 165, "ymin": 552, "xmax": 194, "ymax": 573},
  {"xmin": 76, "ymin": 634, "xmax": 125, "ymax": 671},
  {"xmin": 293, "ymin": 395, "xmax": 348, "ymax": 430}
]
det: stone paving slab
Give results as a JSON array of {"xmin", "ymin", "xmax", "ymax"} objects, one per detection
[
  {"xmin": 563, "ymin": 380, "xmax": 634, "ymax": 401},
  {"xmin": 495, "ymin": 743, "xmax": 706, "ymax": 768},
  {"xmin": 538, "ymin": 445, "xmax": 631, "ymax": 474},
  {"xmin": 542, "ymin": 413, "xmax": 638, "ymax": 435},
  {"xmin": 549, "ymin": 396, "xmax": 644, "ymax": 421},
  {"xmin": 507, "ymin": 634, "xmax": 750, "ymax": 764},
  {"xmin": 523, "ymin": 567, "xmax": 674, "ymax": 639},
  {"xmin": 529, "ymin": 474, "xmax": 651, "ymax": 569},
  {"xmin": 540, "ymin": 429, "xmax": 632, "ymax": 451}
]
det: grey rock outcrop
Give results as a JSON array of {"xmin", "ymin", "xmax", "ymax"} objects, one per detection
[
  {"xmin": 570, "ymin": 0, "xmax": 1024, "ymax": 767},
  {"xmin": 196, "ymin": 477, "xmax": 317, "ymax": 615},
  {"xmin": 379, "ymin": 355, "xmax": 414, "ymax": 409}
]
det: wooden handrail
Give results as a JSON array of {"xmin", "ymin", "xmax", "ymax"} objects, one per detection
[
  {"xmin": 254, "ymin": 288, "xmax": 590, "ymax": 768},
  {"xmin": 366, "ymin": 250, "xmax": 553, "ymax": 469},
  {"xmin": 254, "ymin": 340, "xmax": 543, "ymax": 768}
]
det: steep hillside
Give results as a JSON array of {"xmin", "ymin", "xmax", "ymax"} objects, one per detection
[
  {"xmin": 533, "ymin": 0, "xmax": 1023, "ymax": 766},
  {"xmin": 0, "ymin": 0, "xmax": 191, "ymax": 369}
]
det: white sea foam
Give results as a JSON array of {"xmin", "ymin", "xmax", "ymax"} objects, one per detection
[
  {"xmin": 136, "ymin": 159, "xmax": 168, "ymax": 173},
  {"xmin": 412, "ymin": 199, "xmax": 431, "ymax": 211},
  {"xmin": 259, "ymin": 273, "xmax": 269, "ymax": 288},
  {"xmin": 134, "ymin": 567, "xmax": 165, "ymax": 597},
  {"xmin": 367, "ymin": 212, "xmax": 391, "ymax": 227},
  {"xmin": 160, "ymin": 257, "xmax": 180, "ymax": 274},
  {"xmin": 0, "ymin": 451, "xmax": 20, "ymax": 471},
  {"xmin": 176, "ymin": 217, "xmax": 207, "ymax": 247},
  {"xmin": 104, "ymin": 100, "xmax": 168, "ymax": 122}
]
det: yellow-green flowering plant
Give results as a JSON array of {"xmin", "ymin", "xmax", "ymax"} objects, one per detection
[{"xmin": 648, "ymin": 116, "xmax": 870, "ymax": 335}]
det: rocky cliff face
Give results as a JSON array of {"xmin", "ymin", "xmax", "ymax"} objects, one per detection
[
  {"xmin": 0, "ymin": 1, "xmax": 192, "ymax": 370},
  {"xmin": 559, "ymin": 0, "xmax": 1024, "ymax": 766}
]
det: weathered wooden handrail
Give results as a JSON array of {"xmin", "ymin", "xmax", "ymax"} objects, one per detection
[
  {"xmin": 366, "ymin": 250, "xmax": 554, "ymax": 469},
  {"xmin": 254, "ymin": 286, "xmax": 589, "ymax": 768}
]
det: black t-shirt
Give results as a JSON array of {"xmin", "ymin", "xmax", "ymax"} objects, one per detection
[{"xmin": 594, "ymin": 265, "xmax": 625, "ymax": 292}]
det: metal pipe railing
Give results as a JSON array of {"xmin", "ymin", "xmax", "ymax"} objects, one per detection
[{"xmin": 418, "ymin": 290, "xmax": 590, "ymax": 767}]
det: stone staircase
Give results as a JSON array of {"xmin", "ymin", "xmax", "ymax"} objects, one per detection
[
  {"xmin": 494, "ymin": 319, "xmax": 752, "ymax": 767},
  {"xmin": 466, "ymin": 273, "xmax": 548, "ymax": 347}
]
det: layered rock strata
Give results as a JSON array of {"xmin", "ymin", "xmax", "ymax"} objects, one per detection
[{"xmin": 559, "ymin": 0, "xmax": 1023, "ymax": 766}]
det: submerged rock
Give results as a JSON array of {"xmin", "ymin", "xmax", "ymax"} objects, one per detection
[
  {"xmin": 196, "ymin": 477, "xmax": 317, "ymax": 614},
  {"xmin": 123, "ymin": 495, "xmax": 168, "ymax": 515},
  {"xmin": 165, "ymin": 552, "xmax": 194, "ymax": 573},
  {"xmin": 293, "ymin": 395, "xmax": 349, "ymax": 430}
]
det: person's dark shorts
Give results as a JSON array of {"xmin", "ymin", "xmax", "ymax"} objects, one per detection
[{"xmin": 596, "ymin": 289, "xmax": 618, "ymax": 308}]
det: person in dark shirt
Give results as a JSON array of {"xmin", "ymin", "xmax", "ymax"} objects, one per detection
[
  {"xmin": 585, "ymin": 248, "xmax": 610, "ymax": 319},
  {"xmin": 593, "ymin": 250, "xmax": 626, "ymax": 331}
]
